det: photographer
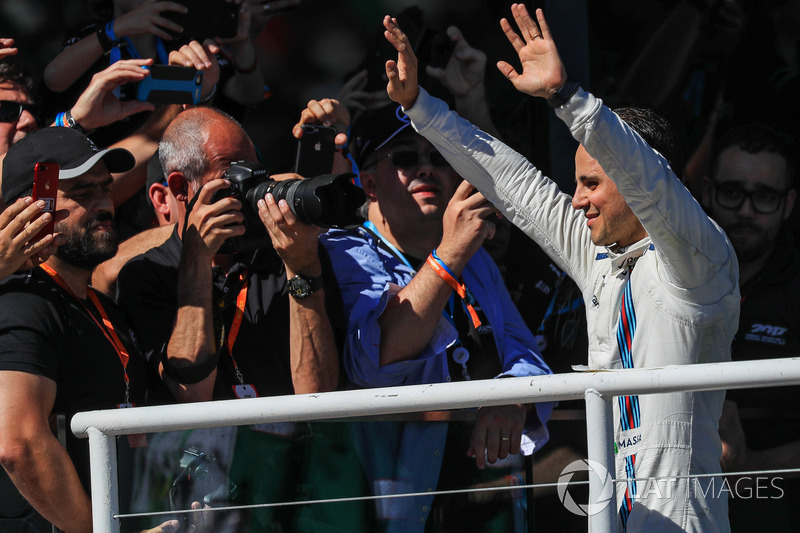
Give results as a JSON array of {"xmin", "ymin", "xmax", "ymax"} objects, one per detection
[{"xmin": 116, "ymin": 106, "xmax": 339, "ymax": 403}]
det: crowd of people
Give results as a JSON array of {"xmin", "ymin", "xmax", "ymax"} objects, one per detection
[{"xmin": 0, "ymin": 1, "xmax": 798, "ymax": 532}]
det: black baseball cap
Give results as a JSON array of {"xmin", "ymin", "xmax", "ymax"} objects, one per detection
[
  {"xmin": 145, "ymin": 150, "xmax": 166, "ymax": 205},
  {"xmin": 2, "ymin": 127, "xmax": 135, "ymax": 203},
  {"xmin": 351, "ymin": 103, "xmax": 413, "ymax": 167}
]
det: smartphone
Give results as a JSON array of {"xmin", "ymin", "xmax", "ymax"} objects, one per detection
[
  {"xmin": 293, "ymin": 125, "xmax": 336, "ymax": 178},
  {"xmin": 163, "ymin": 0, "xmax": 238, "ymax": 43},
  {"xmin": 31, "ymin": 162, "xmax": 59, "ymax": 243},
  {"xmin": 136, "ymin": 65, "xmax": 203, "ymax": 104}
]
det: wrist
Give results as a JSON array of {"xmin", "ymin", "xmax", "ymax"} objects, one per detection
[
  {"xmin": 284, "ymin": 255, "xmax": 322, "ymax": 280},
  {"xmin": 56, "ymin": 109, "xmax": 92, "ymax": 135},
  {"xmin": 162, "ymin": 350, "xmax": 220, "ymax": 384},
  {"xmin": 546, "ymin": 80, "xmax": 580, "ymax": 109},
  {"xmin": 429, "ymin": 247, "xmax": 466, "ymax": 277}
]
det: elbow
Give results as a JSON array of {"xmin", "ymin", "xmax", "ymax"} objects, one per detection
[
  {"xmin": 0, "ymin": 437, "xmax": 34, "ymax": 474},
  {"xmin": 43, "ymin": 66, "xmax": 69, "ymax": 93}
]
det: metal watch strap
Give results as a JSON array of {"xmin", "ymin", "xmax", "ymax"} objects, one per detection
[
  {"xmin": 547, "ymin": 81, "xmax": 580, "ymax": 109},
  {"xmin": 65, "ymin": 110, "xmax": 89, "ymax": 135}
]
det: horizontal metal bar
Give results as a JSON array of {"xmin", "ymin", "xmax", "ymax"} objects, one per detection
[{"xmin": 72, "ymin": 357, "xmax": 800, "ymax": 438}]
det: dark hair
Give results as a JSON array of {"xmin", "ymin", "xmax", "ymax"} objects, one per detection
[
  {"xmin": 614, "ymin": 106, "xmax": 685, "ymax": 179},
  {"xmin": 710, "ymin": 123, "xmax": 796, "ymax": 188},
  {"xmin": 0, "ymin": 62, "xmax": 35, "ymax": 94}
]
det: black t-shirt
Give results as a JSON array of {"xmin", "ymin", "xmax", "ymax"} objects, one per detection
[
  {"xmin": 117, "ymin": 227, "xmax": 298, "ymax": 401},
  {"xmin": 726, "ymin": 231, "xmax": 800, "ymax": 449},
  {"xmin": 0, "ymin": 267, "xmax": 149, "ymax": 503}
]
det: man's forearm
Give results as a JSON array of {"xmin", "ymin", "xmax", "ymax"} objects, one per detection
[
  {"xmin": 3, "ymin": 433, "xmax": 92, "ymax": 533},
  {"xmin": 289, "ymin": 290, "xmax": 339, "ymax": 393},
  {"xmin": 165, "ymin": 252, "xmax": 217, "ymax": 402},
  {"xmin": 377, "ymin": 263, "xmax": 454, "ymax": 367}
]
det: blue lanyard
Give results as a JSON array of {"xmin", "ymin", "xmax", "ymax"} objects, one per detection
[{"xmin": 110, "ymin": 37, "xmax": 170, "ymax": 65}]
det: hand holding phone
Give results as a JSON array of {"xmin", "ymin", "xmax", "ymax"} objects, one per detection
[
  {"xmin": 136, "ymin": 65, "xmax": 203, "ymax": 104},
  {"xmin": 293, "ymin": 125, "xmax": 336, "ymax": 178}
]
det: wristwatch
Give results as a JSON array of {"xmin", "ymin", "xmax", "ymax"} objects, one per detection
[
  {"xmin": 547, "ymin": 81, "xmax": 580, "ymax": 109},
  {"xmin": 65, "ymin": 109, "xmax": 90, "ymax": 135},
  {"xmin": 287, "ymin": 274, "xmax": 323, "ymax": 299}
]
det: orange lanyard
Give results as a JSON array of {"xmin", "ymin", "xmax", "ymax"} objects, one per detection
[
  {"xmin": 224, "ymin": 272, "xmax": 248, "ymax": 384},
  {"xmin": 426, "ymin": 254, "xmax": 482, "ymax": 328},
  {"xmin": 39, "ymin": 264, "xmax": 132, "ymax": 402}
]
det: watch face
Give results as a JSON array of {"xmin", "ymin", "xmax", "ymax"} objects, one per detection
[{"xmin": 288, "ymin": 276, "xmax": 312, "ymax": 298}]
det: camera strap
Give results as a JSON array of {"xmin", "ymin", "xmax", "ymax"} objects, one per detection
[{"xmin": 220, "ymin": 271, "xmax": 259, "ymax": 399}]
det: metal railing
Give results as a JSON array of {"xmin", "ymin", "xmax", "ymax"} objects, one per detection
[{"xmin": 71, "ymin": 357, "xmax": 800, "ymax": 532}]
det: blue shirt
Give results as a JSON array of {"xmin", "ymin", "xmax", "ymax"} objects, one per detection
[{"xmin": 321, "ymin": 225, "xmax": 553, "ymax": 530}]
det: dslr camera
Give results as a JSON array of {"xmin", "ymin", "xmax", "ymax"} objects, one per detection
[{"xmin": 207, "ymin": 161, "xmax": 365, "ymax": 254}]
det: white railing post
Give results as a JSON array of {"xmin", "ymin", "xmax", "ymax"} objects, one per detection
[
  {"xmin": 87, "ymin": 427, "xmax": 119, "ymax": 533},
  {"xmin": 585, "ymin": 388, "xmax": 616, "ymax": 532}
]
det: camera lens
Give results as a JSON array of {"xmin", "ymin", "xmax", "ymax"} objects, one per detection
[{"xmin": 253, "ymin": 174, "xmax": 365, "ymax": 228}]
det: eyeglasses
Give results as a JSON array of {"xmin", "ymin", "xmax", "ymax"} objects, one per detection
[
  {"xmin": 370, "ymin": 149, "xmax": 450, "ymax": 169},
  {"xmin": 0, "ymin": 100, "xmax": 38, "ymax": 123},
  {"xmin": 713, "ymin": 182, "xmax": 787, "ymax": 214}
]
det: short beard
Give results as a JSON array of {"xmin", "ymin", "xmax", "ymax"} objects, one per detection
[
  {"xmin": 728, "ymin": 223, "xmax": 778, "ymax": 264},
  {"xmin": 55, "ymin": 215, "xmax": 119, "ymax": 271}
]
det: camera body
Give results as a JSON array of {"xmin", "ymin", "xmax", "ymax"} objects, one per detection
[{"xmin": 207, "ymin": 161, "xmax": 365, "ymax": 254}]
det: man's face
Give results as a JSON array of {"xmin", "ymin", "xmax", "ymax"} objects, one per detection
[
  {"xmin": 54, "ymin": 162, "xmax": 118, "ymax": 270},
  {"xmin": 0, "ymin": 81, "xmax": 37, "ymax": 156},
  {"xmin": 361, "ymin": 133, "xmax": 460, "ymax": 231},
  {"xmin": 572, "ymin": 145, "xmax": 646, "ymax": 248},
  {"xmin": 196, "ymin": 122, "xmax": 258, "ymax": 191},
  {"xmin": 703, "ymin": 146, "xmax": 795, "ymax": 263}
]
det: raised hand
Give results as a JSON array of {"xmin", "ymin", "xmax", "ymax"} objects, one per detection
[
  {"xmin": 292, "ymin": 98, "xmax": 350, "ymax": 148},
  {"xmin": 336, "ymin": 69, "xmax": 390, "ymax": 117},
  {"xmin": 0, "ymin": 198, "xmax": 63, "ymax": 278},
  {"xmin": 496, "ymin": 5, "xmax": 566, "ymax": 99},
  {"xmin": 436, "ymin": 180, "xmax": 498, "ymax": 276},
  {"xmin": 168, "ymin": 40, "xmax": 221, "ymax": 100},
  {"xmin": 382, "ymin": 15, "xmax": 420, "ymax": 109},
  {"xmin": 114, "ymin": 0, "xmax": 187, "ymax": 41},
  {"xmin": 69, "ymin": 58, "xmax": 156, "ymax": 131},
  {"xmin": 425, "ymin": 26, "xmax": 486, "ymax": 99}
]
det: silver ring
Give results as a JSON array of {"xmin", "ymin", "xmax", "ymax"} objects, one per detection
[{"xmin": 262, "ymin": 3, "xmax": 271, "ymax": 12}]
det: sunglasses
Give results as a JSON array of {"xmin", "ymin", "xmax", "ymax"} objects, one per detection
[
  {"xmin": 0, "ymin": 100, "xmax": 39, "ymax": 123},
  {"xmin": 713, "ymin": 182, "xmax": 787, "ymax": 215},
  {"xmin": 370, "ymin": 149, "xmax": 450, "ymax": 169}
]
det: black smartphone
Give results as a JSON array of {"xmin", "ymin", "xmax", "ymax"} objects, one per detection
[
  {"xmin": 136, "ymin": 65, "xmax": 203, "ymax": 104},
  {"xmin": 163, "ymin": 0, "xmax": 238, "ymax": 43},
  {"xmin": 293, "ymin": 125, "xmax": 336, "ymax": 178}
]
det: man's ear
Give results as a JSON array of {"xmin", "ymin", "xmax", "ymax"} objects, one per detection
[
  {"xmin": 149, "ymin": 183, "xmax": 170, "ymax": 214},
  {"xmin": 167, "ymin": 172, "xmax": 190, "ymax": 203},
  {"xmin": 360, "ymin": 170, "xmax": 378, "ymax": 202}
]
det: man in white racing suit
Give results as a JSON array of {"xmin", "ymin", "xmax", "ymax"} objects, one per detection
[{"xmin": 380, "ymin": 5, "xmax": 739, "ymax": 532}]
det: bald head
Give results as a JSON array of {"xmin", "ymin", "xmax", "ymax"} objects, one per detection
[{"xmin": 159, "ymin": 107, "xmax": 253, "ymax": 187}]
